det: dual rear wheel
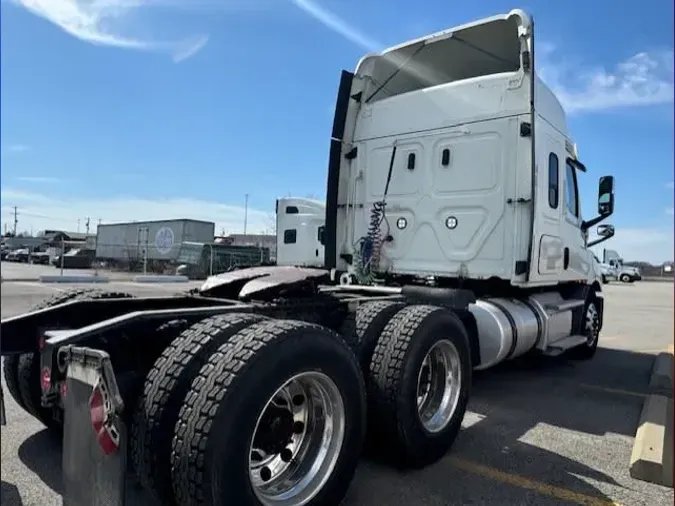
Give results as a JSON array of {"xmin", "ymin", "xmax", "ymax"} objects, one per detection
[{"xmin": 135, "ymin": 302, "xmax": 471, "ymax": 506}]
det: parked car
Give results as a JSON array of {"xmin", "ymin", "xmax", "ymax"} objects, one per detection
[
  {"xmin": 6, "ymin": 248, "xmax": 30, "ymax": 262},
  {"xmin": 51, "ymin": 249, "xmax": 95, "ymax": 269},
  {"xmin": 31, "ymin": 252, "xmax": 51, "ymax": 265}
]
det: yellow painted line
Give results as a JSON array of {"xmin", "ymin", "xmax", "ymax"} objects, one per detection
[
  {"xmin": 578, "ymin": 383, "xmax": 648, "ymax": 399},
  {"xmin": 449, "ymin": 457, "xmax": 623, "ymax": 506}
]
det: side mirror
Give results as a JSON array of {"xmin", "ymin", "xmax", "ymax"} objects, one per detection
[
  {"xmin": 586, "ymin": 224, "xmax": 616, "ymax": 248},
  {"xmin": 598, "ymin": 175, "xmax": 615, "ymax": 216},
  {"xmin": 597, "ymin": 224, "xmax": 615, "ymax": 238}
]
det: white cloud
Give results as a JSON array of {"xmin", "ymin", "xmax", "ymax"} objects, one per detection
[
  {"xmin": 290, "ymin": 0, "xmax": 380, "ymax": 50},
  {"xmin": 8, "ymin": 0, "xmax": 209, "ymax": 62},
  {"xmin": 538, "ymin": 48, "xmax": 674, "ymax": 114},
  {"xmin": 172, "ymin": 34, "xmax": 209, "ymax": 63},
  {"xmin": 0, "ymin": 188, "xmax": 276, "ymax": 236},
  {"xmin": 667, "ymin": 181, "xmax": 674, "ymax": 190},
  {"xmin": 1, "ymin": 144, "xmax": 30, "ymax": 155},
  {"xmin": 14, "ymin": 176, "xmax": 61, "ymax": 184},
  {"xmin": 590, "ymin": 227, "xmax": 674, "ymax": 264}
]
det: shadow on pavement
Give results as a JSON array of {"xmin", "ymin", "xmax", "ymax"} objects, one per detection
[
  {"xmin": 346, "ymin": 346, "xmax": 657, "ymax": 505},
  {"xmin": 17, "ymin": 430, "xmax": 63, "ymax": 495},
  {"xmin": 1, "ymin": 481, "xmax": 24, "ymax": 506}
]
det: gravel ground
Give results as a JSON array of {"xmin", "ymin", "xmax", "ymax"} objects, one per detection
[{"xmin": 1, "ymin": 281, "xmax": 673, "ymax": 506}]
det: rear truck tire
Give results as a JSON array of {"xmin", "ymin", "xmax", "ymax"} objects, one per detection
[
  {"xmin": 340, "ymin": 300, "xmax": 407, "ymax": 374},
  {"xmin": 569, "ymin": 295, "xmax": 601, "ymax": 361},
  {"xmin": 131, "ymin": 313, "xmax": 267, "ymax": 505},
  {"xmin": 2, "ymin": 288, "xmax": 112, "ymax": 412},
  {"xmin": 601, "ymin": 274, "xmax": 608, "ymax": 284},
  {"xmin": 2, "ymin": 355, "xmax": 25, "ymax": 411},
  {"xmin": 367, "ymin": 304, "xmax": 471, "ymax": 469},
  {"xmin": 4, "ymin": 288, "xmax": 134, "ymax": 431},
  {"xmin": 17, "ymin": 353, "xmax": 57, "ymax": 429},
  {"xmin": 171, "ymin": 319, "xmax": 367, "ymax": 506}
]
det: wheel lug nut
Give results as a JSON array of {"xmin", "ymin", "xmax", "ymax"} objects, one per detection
[
  {"xmin": 281, "ymin": 448, "xmax": 293, "ymax": 462},
  {"xmin": 260, "ymin": 467, "xmax": 272, "ymax": 482},
  {"xmin": 292, "ymin": 421, "xmax": 305, "ymax": 434}
]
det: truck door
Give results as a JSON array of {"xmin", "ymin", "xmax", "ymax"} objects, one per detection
[
  {"xmin": 528, "ymin": 122, "xmax": 565, "ymax": 283},
  {"xmin": 559, "ymin": 158, "xmax": 591, "ymax": 280}
]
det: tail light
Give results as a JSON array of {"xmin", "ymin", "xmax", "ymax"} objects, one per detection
[
  {"xmin": 89, "ymin": 380, "xmax": 120, "ymax": 455},
  {"xmin": 41, "ymin": 368, "xmax": 51, "ymax": 392}
]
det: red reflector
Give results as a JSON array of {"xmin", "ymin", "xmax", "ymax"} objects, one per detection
[
  {"xmin": 41, "ymin": 368, "xmax": 51, "ymax": 392},
  {"xmin": 89, "ymin": 383, "xmax": 119, "ymax": 455},
  {"xmin": 60, "ymin": 381, "xmax": 67, "ymax": 399}
]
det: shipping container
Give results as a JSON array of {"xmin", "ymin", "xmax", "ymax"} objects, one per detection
[{"xmin": 95, "ymin": 219, "xmax": 215, "ymax": 263}]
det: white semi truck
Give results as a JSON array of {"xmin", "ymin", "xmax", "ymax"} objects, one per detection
[
  {"xmin": 1, "ymin": 10, "xmax": 616, "ymax": 506},
  {"xmin": 275, "ymin": 197, "xmax": 326, "ymax": 268},
  {"xmin": 602, "ymin": 248, "xmax": 642, "ymax": 283}
]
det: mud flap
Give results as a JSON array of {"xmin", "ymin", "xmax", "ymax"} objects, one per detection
[{"xmin": 61, "ymin": 346, "xmax": 126, "ymax": 506}]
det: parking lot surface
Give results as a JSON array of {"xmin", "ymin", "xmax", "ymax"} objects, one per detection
[
  {"xmin": 1, "ymin": 280, "xmax": 673, "ymax": 506},
  {"xmin": 1, "ymin": 261, "xmax": 140, "ymax": 281}
]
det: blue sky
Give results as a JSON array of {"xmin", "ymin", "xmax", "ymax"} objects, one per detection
[{"xmin": 0, "ymin": 0, "xmax": 673, "ymax": 262}]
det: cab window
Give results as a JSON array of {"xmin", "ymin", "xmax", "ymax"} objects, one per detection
[
  {"xmin": 548, "ymin": 153, "xmax": 559, "ymax": 209},
  {"xmin": 284, "ymin": 229, "xmax": 297, "ymax": 244},
  {"xmin": 565, "ymin": 160, "xmax": 579, "ymax": 218}
]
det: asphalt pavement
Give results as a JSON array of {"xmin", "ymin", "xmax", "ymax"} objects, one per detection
[{"xmin": 1, "ymin": 280, "xmax": 673, "ymax": 506}]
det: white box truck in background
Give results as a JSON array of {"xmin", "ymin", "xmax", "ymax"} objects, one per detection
[{"xmin": 95, "ymin": 219, "xmax": 215, "ymax": 270}]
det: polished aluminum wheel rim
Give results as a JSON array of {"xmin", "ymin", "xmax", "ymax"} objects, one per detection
[
  {"xmin": 585, "ymin": 303, "xmax": 600, "ymax": 347},
  {"xmin": 249, "ymin": 372, "xmax": 345, "ymax": 506},
  {"xmin": 416, "ymin": 339, "xmax": 462, "ymax": 433}
]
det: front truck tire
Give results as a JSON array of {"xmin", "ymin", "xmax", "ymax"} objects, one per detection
[
  {"xmin": 171, "ymin": 319, "xmax": 367, "ymax": 506},
  {"xmin": 3, "ymin": 288, "xmax": 134, "ymax": 431},
  {"xmin": 367, "ymin": 305, "xmax": 472, "ymax": 468},
  {"xmin": 569, "ymin": 293, "xmax": 602, "ymax": 361},
  {"xmin": 131, "ymin": 313, "xmax": 267, "ymax": 505}
]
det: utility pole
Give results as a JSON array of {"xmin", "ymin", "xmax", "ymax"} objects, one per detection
[
  {"xmin": 85, "ymin": 217, "xmax": 90, "ymax": 234},
  {"xmin": 77, "ymin": 219, "xmax": 81, "ymax": 233},
  {"xmin": 12, "ymin": 206, "xmax": 18, "ymax": 236},
  {"xmin": 244, "ymin": 193, "xmax": 249, "ymax": 236}
]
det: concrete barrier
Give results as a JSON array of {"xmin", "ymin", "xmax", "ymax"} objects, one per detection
[
  {"xmin": 132, "ymin": 275, "xmax": 189, "ymax": 283},
  {"xmin": 630, "ymin": 394, "xmax": 673, "ymax": 488},
  {"xmin": 649, "ymin": 353, "xmax": 674, "ymax": 397},
  {"xmin": 630, "ymin": 350, "xmax": 674, "ymax": 488},
  {"xmin": 40, "ymin": 275, "xmax": 110, "ymax": 283}
]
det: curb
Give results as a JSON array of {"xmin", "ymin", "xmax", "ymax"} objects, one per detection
[
  {"xmin": 630, "ymin": 394, "xmax": 673, "ymax": 488},
  {"xmin": 132, "ymin": 275, "xmax": 189, "ymax": 283},
  {"xmin": 39, "ymin": 275, "xmax": 110, "ymax": 284}
]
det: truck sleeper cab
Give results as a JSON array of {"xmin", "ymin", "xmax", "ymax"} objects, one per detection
[{"xmin": 1, "ymin": 10, "xmax": 615, "ymax": 506}]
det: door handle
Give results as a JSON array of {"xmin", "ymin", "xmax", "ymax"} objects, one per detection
[{"xmin": 563, "ymin": 247, "xmax": 570, "ymax": 270}]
